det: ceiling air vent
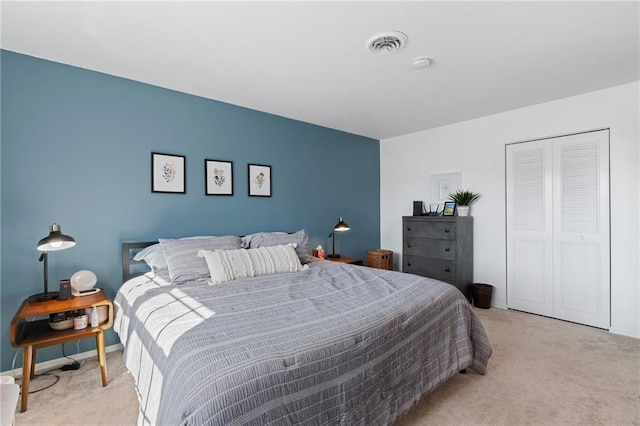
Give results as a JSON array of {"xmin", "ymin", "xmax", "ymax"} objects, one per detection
[{"xmin": 367, "ymin": 31, "xmax": 408, "ymax": 55}]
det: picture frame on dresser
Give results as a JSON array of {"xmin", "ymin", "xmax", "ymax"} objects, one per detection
[{"xmin": 443, "ymin": 201, "xmax": 456, "ymax": 216}]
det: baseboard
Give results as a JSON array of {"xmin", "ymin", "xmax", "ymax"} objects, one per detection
[
  {"xmin": 1, "ymin": 343, "xmax": 123, "ymax": 378},
  {"xmin": 500, "ymin": 307, "xmax": 640, "ymax": 339},
  {"xmin": 608, "ymin": 327, "xmax": 640, "ymax": 339}
]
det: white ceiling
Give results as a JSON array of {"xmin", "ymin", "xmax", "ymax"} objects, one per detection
[{"xmin": 2, "ymin": 1, "xmax": 639, "ymax": 140}]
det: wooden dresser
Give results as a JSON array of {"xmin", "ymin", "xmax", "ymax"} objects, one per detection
[{"xmin": 402, "ymin": 216, "xmax": 473, "ymax": 301}]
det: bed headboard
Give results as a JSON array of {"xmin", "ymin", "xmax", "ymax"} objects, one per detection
[
  {"xmin": 122, "ymin": 232, "xmax": 301, "ymax": 283},
  {"xmin": 122, "ymin": 242, "xmax": 156, "ymax": 282}
]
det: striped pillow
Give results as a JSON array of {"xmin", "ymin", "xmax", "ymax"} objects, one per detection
[
  {"xmin": 198, "ymin": 244, "xmax": 307, "ymax": 285},
  {"xmin": 159, "ymin": 236, "xmax": 242, "ymax": 284},
  {"xmin": 241, "ymin": 229, "xmax": 311, "ymax": 263},
  {"xmin": 132, "ymin": 236, "xmax": 213, "ymax": 272}
]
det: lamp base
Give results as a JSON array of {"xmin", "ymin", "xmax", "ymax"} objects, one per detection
[
  {"xmin": 28, "ymin": 292, "xmax": 60, "ymax": 302},
  {"xmin": 327, "ymin": 254, "xmax": 341, "ymax": 259}
]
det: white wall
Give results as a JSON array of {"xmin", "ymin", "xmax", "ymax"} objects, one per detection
[{"xmin": 380, "ymin": 81, "xmax": 639, "ymax": 338}]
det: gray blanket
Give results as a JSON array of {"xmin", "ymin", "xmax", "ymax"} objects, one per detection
[{"xmin": 114, "ymin": 260, "xmax": 491, "ymax": 425}]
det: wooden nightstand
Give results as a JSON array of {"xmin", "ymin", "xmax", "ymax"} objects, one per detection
[
  {"xmin": 326, "ymin": 256, "xmax": 363, "ymax": 265},
  {"xmin": 10, "ymin": 289, "xmax": 113, "ymax": 412}
]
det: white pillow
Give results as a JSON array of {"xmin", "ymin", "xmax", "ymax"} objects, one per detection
[{"xmin": 198, "ymin": 244, "xmax": 308, "ymax": 285}]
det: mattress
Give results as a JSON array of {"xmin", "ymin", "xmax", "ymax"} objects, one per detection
[{"xmin": 114, "ymin": 260, "xmax": 491, "ymax": 425}]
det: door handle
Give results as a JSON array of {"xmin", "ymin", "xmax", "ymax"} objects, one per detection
[
  {"xmin": 444, "ymin": 248, "xmax": 450, "ymax": 252},
  {"xmin": 444, "ymin": 229, "xmax": 450, "ymax": 233},
  {"xmin": 445, "ymin": 268, "xmax": 450, "ymax": 272}
]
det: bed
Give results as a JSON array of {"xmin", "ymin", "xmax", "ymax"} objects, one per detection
[{"xmin": 114, "ymin": 233, "xmax": 492, "ymax": 425}]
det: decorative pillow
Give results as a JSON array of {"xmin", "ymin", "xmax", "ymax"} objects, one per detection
[
  {"xmin": 241, "ymin": 229, "xmax": 311, "ymax": 263},
  {"xmin": 132, "ymin": 236, "xmax": 215, "ymax": 272},
  {"xmin": 198, "ymin": 244, "xmax": 308, "ymax": 285},
  {"xmin": 159, "ymin": 236, "xmax": 242, "ymax": 284}
]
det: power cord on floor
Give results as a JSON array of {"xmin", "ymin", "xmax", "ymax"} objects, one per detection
[
  {"xmin": 60, "ymin": 341, "xmax": 83, "ymax": 370},
  {"xmin": 11, "ymin": 340, "xmax": 86, "ymax": 395},
  {"xmin": 11, "ymin": 349, "xmax": 60, "ymax": 394}
]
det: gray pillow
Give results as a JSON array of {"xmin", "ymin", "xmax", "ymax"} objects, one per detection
[
  {"xmin": 241, "ymin": 229, "xmax": 311, "ymax": 263},
  {"xmin": 132, "ymin": 236, "xmax": 215, "ymax": 272},
  {"xmin": 159, "ymin": 236, "xmax": 242, "ymax": 284},
  {"xmin": 133, "ymin": 244, "xmax": 167, "ymax": 272}
]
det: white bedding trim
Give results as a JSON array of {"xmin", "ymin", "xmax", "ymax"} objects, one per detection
[{"xmin": 199, "ymin": 244, "xmax": 308, "ymax": 285}]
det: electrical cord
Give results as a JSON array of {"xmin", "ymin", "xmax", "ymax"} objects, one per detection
[
  {"xmin": 60, "ymin": 342, "xmax": 83, "ymax": 370},
  {"xmin": 11, "ymin": 348, "xmax": 60, "ymax": 394},
  {"xmin": 10, "ymin": 317, "xmax": 89, "ymax": 395}
]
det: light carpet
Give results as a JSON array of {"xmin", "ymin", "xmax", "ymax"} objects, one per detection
[{"xmin": 12, "ymin": 308, "xmax": 640, "ymax": 425}]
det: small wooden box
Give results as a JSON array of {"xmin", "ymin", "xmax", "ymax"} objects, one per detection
[{"xmin": 367, "ymin": 249, "xmax": 393, "ymax": 270}]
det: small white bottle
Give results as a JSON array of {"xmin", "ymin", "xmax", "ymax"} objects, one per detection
[{"xmin": 90, "ymin": 307, "xmax": 100, "ymax": 328}]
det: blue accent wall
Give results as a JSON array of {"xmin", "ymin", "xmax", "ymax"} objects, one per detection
[{"xmin": 0, "ymin": 50, "xmax": 380, "ymax": 372}]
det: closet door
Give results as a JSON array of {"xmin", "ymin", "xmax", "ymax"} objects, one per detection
[
  {"xmin": 506, "ymin": 140, "xmax": 554, "ymax": 316},
  {"xmin": 552, "ymin": 130, "xmax": 610, "ymax": 328},
  {"xmin": 506, "ymin": 129, "xmax": 610, "ymax": 329}
]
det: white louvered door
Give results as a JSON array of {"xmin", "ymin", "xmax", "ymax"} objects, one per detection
[
  {"xmin": 552, "ymin": 131, "xmax": 610, "ymax": 327},
  {"xmin": 506, "ymin": 129, "xmax": 610, "ymax": 329},
  {"xmin": 506, "ymin": 140, "xmax": 554, "ymax": 316}
]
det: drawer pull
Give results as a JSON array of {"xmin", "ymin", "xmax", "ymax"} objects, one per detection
[
  {"xmin": 445, "ymin": 268, "xmax": 451, "ymax": 272},
  {"xmin": 444, "ymin": 229, "xmax": 450, "ymax": 233},
  {"xmin": 444, "ymin": 248, "xmax": 450, "ymax": 252}
]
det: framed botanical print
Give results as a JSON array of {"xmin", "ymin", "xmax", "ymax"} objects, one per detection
[
  {"xmin": 205, "ymin": 159, "xmax": 233, "ymax": 196},
  {"xmin": 151, "ymin": 152, "xmax": 186, "ymax": 194},
  {"xmin": 248, "ymin": 164, "xmax": 271, "ymax": 197}
]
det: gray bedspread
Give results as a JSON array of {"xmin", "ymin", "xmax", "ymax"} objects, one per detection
[{"xmin": 114, "ymin": 260, "xmax": 491, "ymax": 425}]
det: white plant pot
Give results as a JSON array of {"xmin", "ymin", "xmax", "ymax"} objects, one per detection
[{"xmin": 457, "ymin": 206, "xmax": 470, "ymax": 216}]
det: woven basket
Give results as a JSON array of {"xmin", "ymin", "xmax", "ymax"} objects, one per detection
[
  {"xmin": 471, "ymin": 283, "xmax": 493, "ymax": 309},
  {"xmin": 367, "ymin": 249, "xmax": 393, "ymax": 270}
]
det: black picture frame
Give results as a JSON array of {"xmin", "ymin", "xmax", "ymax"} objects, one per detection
[
  {"xmin": 443, "ymin": 201, "xmax": 456, "ymax": 216},
  {"xmin": 151, "ymin": 152, "xmax": 186, "ymax": 194},
  {"xmin": 248, "ymin": 164, "xmax": 272, "ymax": 197},
  {"xmin": 205, "ymin": 159, "xmax": 233, "ymax": 196}
]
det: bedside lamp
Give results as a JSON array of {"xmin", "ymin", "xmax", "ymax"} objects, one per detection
[
  {"xmin": 29, "ymin": 223, "xmax": 76, "ymax": 302},
  {"xmin": 327, "ymin": 216, "xmax": 350, "ymax": 259}
]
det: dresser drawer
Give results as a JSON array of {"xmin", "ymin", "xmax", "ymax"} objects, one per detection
[
  {"xmin": 404, "ymin": 238, "xmax": 456, "ymax": 260},
  {"xmin": 403, "ymin": 255, "xmax": 457, "ymax": 282},
  {"xmin": 403, "ymin": 221, "xmax": 456, "ymax": 240}
]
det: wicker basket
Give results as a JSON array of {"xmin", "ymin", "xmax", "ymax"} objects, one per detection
[
  {"xmin": 471, "ymin": 283, "xmax": 493, "ymax": 309},
  {"xmin": 367, "ymin": 249, "xmax": 393, "ymax": 270}
]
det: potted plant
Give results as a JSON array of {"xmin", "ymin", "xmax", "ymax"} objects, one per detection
[{"xmin": 448, "ymin": 190, "xmax": 481, "ymax": 216}]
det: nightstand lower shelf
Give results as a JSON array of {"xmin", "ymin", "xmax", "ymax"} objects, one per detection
[{"xmin": 10, "ymin": 290, "xmax": 113, "ymax": 412}]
